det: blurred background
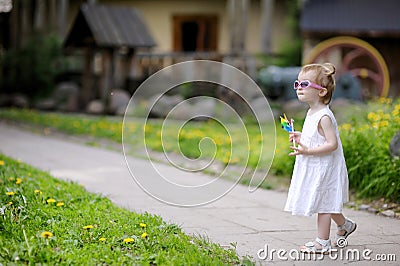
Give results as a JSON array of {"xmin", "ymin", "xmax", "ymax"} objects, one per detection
[{"xmin": 0, "ymin": 0, "xmax": 399, "ymax": 116}]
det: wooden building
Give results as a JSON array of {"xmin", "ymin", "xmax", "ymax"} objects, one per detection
[{"xmin": 63, "ymin": 3, "xmax": 156, "ymax": 109}]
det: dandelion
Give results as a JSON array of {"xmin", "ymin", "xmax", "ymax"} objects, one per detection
[
  {"xmin": 141, "ymin": 232, "xmax": 148, "ymax": 239},
  {"xmin": 99, "ymin": 237, "xmax": 106, "ymax": 242},
  {"xmin": 367, "ymin": 112, "xmax": 379, "ymax": 121},
  {"xmin": 339, "ymin": 123, "xmax": 352, "ymax": 131},
  {"xmin": 83, "ymin": 225, "xmax": 94, "ymax": 230},
  {"xmin": 379, "ymin": 121, "xmax": 389, "ymax": 127},
  {"xmin": 41, "ymin": 231, "xmax": 53, "ymax": 239},
  {"xmin": 56, "ymin": 202, "xmax": 65, "ymax": 207},
  {"xmin": 34, "ymin": 189, "xmax": 43, "ymax": 195},
  {"xmin": 0, "ymin": 160, "xmax": 4, "ymax": 166},
  {"xmin": 8, "ymin": 177, "xmax": 14, "ymax": 181},
  {"xmin": 140, "ymin": 223, "xmax": 146, "ymax": 228},
  {"xmin": 16, "ymin": 178, "xmax": 22, "ymax": 185},
  {"xmin": 46, "ymin": 198, "xmax": 56, "ymax": 204},
  {"xmin": 123, "ymin": 238, "xmax": 134, "ymax": 244},
  {"xmin": 6, "ymin": 191, "xmax": 15, "ymax": 196}
]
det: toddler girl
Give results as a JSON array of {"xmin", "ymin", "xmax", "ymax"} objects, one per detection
[{"xmin": 284, "ymin": 63, "xmax": 357, "ymax": 254}]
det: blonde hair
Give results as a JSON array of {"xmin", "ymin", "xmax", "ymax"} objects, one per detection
[{"xmin": 300, "ymin": 63, "xmax": 336, "ymax": 104}]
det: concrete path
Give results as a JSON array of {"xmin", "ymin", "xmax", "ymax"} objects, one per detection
[{"xmin": 1, "ymin": 122, "xmax": 399, "ymax": 265}]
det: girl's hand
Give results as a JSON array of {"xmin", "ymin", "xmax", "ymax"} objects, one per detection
[
  {"xmin": 289, "ymin": 131, "xmax": 301, "ymax": 143},
  {"xmin": 289, "ymin": 141, "xmax": 309, "ymax": 156}
]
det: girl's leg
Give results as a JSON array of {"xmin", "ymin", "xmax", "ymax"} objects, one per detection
[
  {"xmin": 331, "ymin": 213, "xmax": 357, "ymax": 246},
  {"xmin": 318, "ymin": 213, "xmax": 331, "ymax": 240},
  {"xmin": 300, "ymin": 213, "xmax": 332, "ymax": 253},
  {"xmin": 331, "ymin": 213, "xmax": 346, "ymax": 235}
]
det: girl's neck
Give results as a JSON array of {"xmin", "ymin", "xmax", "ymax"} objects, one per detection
[{"xmin": 308, "ymin": 102, "xmax": 327, "ymax": 115}]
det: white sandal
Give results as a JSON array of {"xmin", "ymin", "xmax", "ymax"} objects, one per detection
[
  {"xmin": 300, "ymin": 237, "xmax": 331, "ymax": 254},
  {"xmin": 333, "ymin": 218, "xmax": 357, "ymax": 247}
]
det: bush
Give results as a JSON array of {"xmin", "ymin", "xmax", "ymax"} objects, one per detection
[
  {"xmin": 339, "ymin": 98, "xmax": 400, "ymax": 201},
  {"xmin": 0, "ymin": 33, "xmax": 65, "ymax": 101}
]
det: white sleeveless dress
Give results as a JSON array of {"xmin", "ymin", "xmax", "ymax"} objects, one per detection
[{"xmin": 284, "ymin": 106, "xmax": 349, "ymax": 216}]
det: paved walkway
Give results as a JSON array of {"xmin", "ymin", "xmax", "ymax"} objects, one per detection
[{"xmin": 1, "ymin": 122, "xmax": 399, "ymax": 265}]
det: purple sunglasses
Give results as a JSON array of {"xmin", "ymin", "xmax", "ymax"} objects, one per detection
[{"xmin": 294, "ymin": 80, "xmax": 324, "ymax": 90}]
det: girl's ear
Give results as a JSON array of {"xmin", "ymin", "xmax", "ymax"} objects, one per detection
[{"xmin": 319, "ymin": 88, "xmax": 328, "ymax": 97}]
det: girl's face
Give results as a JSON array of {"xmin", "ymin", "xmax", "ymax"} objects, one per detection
[{"xmin": 295, "ymin": 71, "xmax": 326, "ymax": 105}]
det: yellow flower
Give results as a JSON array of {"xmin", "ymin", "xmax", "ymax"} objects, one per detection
[
  {"xmin": 379, "ymin": 121, "xmax": 389, "ymax": 127},
  {"xmin": 83, "ymin": 225, "xmax": 94, "ymax": 230},
  {"xmin": 392, "ymin": 109, "xmax": 399, "ymax": 116},
  {"xmin": 8, "ymin": 202, "xmax": 13, "ymax": 205},
  {"xmin": 46, "ymin": 198, "xmax": 56, "ymax": 204},
  {"xmin": 139, "ymin": 223, "xmax": 146, "ymax": 228},
  {"xmin": 339, "ymin": 123, "xmax": 352, "ymax": 131},
  {"xmin": 0, "ymin": 160, "xmax": 4, "ymax": 166},
  {"xmin": 16, "ymin": 178, "xmax": 22, "ymax": 185},
  {"xmin": 41, "ymin": 231, "xmax": 53, "ymax": 239},
  {"xmin": 6, "ymin": 191, "xmax": 15, "ymax": 196},
  {"xmin": 56, "ymin": 202, "xmax": 64, "ymax": 207},
  {"xmin": 123, "ymin": 238, "xmax": 134, "ymax": 243},
  {"xmin": 141, "ymin": 232, "xmax": 148, "ymax": 239},
  {"xmin": 34, "ymin": 189, "xmax": 43, "ymax": 194},
  {"xmin": 367, "ymin": 112, "xmax": 378, "ymax": 121},
  {"xmin": 99, "ymin": 237, "xmax": 106, "ymax": 242},
  {"xmin": 8, "ymin": 177, "xmax": 14, "ymax": 181}
]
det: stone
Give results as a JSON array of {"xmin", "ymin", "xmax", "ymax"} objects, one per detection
[
  {"xmin": 86, "ymin": 100, "xmax": 105, "ymax": 114},
  {"xmin": 53, "ymin": 82, "xmax": 80, "ymax": 112},
  {"xmin": 108, "ymin": 89, "xmax": 131, "ymax": 115},
  {"xmin": 389, "ymin": 131, "xmax": 400, "ymax": 158},
  {"xmin": 367, "ymin": 207, "xmax": 378, "ymax": 214},
  {"xmin": 148, "ymin": 94, "xmax": 184, "ymax": 118},
  {"xmin": 358, "ymin": 204, "xmax": 370, "ymax": 211},
  {"xmin": 35, "ymin": 98, "xmax": 57, "ymax": 110},
  {"xmin": 380, "ymin": 210, "xmax": 395, "ymax": 218},
  {"xmin": 11, "ymin": 94, "xmax": 29, "ymax": 108}
]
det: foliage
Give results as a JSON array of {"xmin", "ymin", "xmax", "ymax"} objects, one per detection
[
  {"xmin": 0, "ymin": 155, "xmax": 240, "ymax": 265},
  {"xmin": 0, "ymin": 33, "xmax": 65, "ymax": 101},
  {"xmin": 339, "ymin": 98, "xmax": 400, "ymax": 201}
]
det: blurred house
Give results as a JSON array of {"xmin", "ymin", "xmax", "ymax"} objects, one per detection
[{"xmin": 0, "ymin": 0, "xmax": 295, "ymax": 110}]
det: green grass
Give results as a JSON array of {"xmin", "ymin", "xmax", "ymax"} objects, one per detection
[{"xmin": 0, "ymin": 154, "xmax": 241, "ymax": 265}]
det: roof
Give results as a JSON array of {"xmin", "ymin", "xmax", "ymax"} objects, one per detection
[
  {"xmin": 300, "ymin": 0, "xmax": 400, "ymax": 36},
  {"xmin": 64, "ymin": 3, "xmax": 156, "ymax": 48}
]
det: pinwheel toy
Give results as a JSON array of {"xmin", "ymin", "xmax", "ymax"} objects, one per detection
[{"xmin": 280, "ymin": 113, "xmax": 296, "ymax": 147}]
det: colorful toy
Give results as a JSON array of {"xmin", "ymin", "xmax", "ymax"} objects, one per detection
[{"xmin": 280, "ymin": 113, "xmax": 296, "ymax": 147}]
